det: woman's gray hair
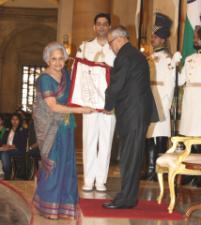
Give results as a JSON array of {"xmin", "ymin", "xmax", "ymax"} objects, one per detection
[
  {"xmin": 43, "ymin": 42, "xmax": 68, "ymax": 64},
  {"xmin": 109, "ymin": 25, "xmax": 130, "ymax": 39}
]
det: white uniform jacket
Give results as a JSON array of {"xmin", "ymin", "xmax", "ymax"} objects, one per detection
[
  {"xmin": 179, "ymin": 52, "xmax": 201, "ymax": 136},
  {"xmin": 75, "ymin": 38, "xmax": 116, "ymax": 185},
  {"xmin": 76, "ymin": 38, "xmax": 115, "ymax": 66},
  {"xmin": 147, "ymin": 50, "xmax": 176, "ymax": 138}
]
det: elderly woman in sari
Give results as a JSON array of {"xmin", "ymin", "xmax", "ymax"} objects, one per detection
[{"xmin": 33, "ymin": 42, "xmax": 94, "ymax": 220}]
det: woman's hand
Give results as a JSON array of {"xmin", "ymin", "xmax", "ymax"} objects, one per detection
[
  {"xmin": 75, "ymin": 107, "xmax": 96, "ymax": 114},
  {"xmin": 2, "ymin": 145, "xmax": 10, "ymax": 151},
  {"xmin": 44, "ymin": 97, "xmax": 96, "ymax": 114},
  {"xmin": 103, "ymin": 109, "xmax": 114, "ymax": 114},
  {"xmin": 1, "ymin": 144, "xmax": 16, "ymax": 151}
]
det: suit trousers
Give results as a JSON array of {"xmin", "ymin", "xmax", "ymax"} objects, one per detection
[
  {"xmin": 114, "ymin": 122, "xmax": 148, "ymax": 206},
  {"xmin": 82, "ymin": 112, "xmax": 116, "ymax": 185}
]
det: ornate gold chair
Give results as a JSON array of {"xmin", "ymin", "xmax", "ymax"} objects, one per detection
[{"xmin": 156, "ymin": 136, "xmax": 201, "ymax": 213}]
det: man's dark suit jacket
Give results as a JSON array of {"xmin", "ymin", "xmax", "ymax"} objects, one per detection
[{"xmin": 105, "ymin": 42, "xmax": 158, "ymax": 136}]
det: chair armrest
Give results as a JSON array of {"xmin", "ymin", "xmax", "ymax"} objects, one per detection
[
  {"xmin": 171, "ymin": 136, "xmax": 192, "ymax": 142},
  {"xmin": 166, "ymin": 136, "xmax": 191, "ymax": 153},
  {"xmin": 177, "ymin": 138, "xmax": 201, "ymax": 163},
  {"xmin": 166, "ymin": 141, "xmax": 177, "ymax": 153},
  {"xmin": 184, "ymin": 138, "xmax": 201, "ymax": 146}
]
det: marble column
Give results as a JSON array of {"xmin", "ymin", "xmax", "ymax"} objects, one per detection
[
  {"xmin": 111, "ymin": 0, "xmax": 139, "ymax": 47},
  {"xmin": 57, "ymin": 0, "xmax": 74, "ymax": 49}
]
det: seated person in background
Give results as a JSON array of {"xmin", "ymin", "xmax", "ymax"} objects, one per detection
[
  {"xmin": 0, "ymin": 115, "xmax": 6, "ymax": 146},
  {"xmin": 27, "ymin": 118, "xmax": 40, "ymax": 157},
  {"xmin": 15, "ymin": 107, "xmax": 29, "ymax": 129},
  {"xmin": 26, "ymin": 118, "xmax": 40, "ymax": 179},
  {"xmin": 0, "ymin": 115, "xmax": 6, "ymax": 176},
  {"xmin": 1, "ymin": 113, "xmax": 27, "ymax": 180}
]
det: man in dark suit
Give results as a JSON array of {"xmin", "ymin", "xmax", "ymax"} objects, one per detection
[{"xmin": 103, "ymin": 25, "xmax": 158, "ymax": 209}]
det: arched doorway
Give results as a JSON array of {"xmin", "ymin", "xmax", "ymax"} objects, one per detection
[{"xmin": 0, "ymin": 25, "xmax": 56, "ymax": 112}]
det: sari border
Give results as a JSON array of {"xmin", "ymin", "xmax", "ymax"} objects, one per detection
[
  {"xmin": 55, "ymin": 69, "xmax": 67, "ymax": 99},
  {"xmin": 33, "ymin": 194, "xmax": 79, "ymax": 219},
  {"xmin": 38, "ymin": 70, "xmax": 67, "ymax": 100},
  {"xmin": 42, "ymin": 91, "xmax": 56, "ymax": 99}
]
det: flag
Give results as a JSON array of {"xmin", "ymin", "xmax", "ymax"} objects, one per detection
[{"xmin": 182, "ymin": 0, "xmax": 201, "ymax": 62}]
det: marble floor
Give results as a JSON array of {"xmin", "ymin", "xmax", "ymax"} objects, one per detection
[{"xmin": 1, "ymin": 166, "xmax": 201, "ymax": 225}]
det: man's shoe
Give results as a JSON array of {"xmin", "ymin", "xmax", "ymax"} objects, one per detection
[
  {"xmin": 102, "ymin": 202, "xmax": 113, "ymax": 207},
  {"xmin": 82, "ymin": 184, "xmax": 93, "ymax": 192},
  {"xmin": 102, "ymin": 202, "xmax": 134, "ymax": 209},
  {"xmin": 95, "ymin": 183, "xmax": 107, "ymax": 192}
]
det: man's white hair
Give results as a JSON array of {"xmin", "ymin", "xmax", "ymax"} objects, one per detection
[
  {"xmin": 43, "ymin": 42, "xmax": 68, "ymax": 64},
  {"xmin": 109, "ymin": 25, "xmax": 129, "ymax": 39}
]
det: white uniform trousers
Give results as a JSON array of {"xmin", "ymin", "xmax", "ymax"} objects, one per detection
[{"xmin": 82, "ymin": 112, "xmax": 116, "ymax": 185}]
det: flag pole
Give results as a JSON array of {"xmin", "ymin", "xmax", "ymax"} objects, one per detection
[{"xmin": 172, "ymin": 0, "xmax": 182, "ymax": 136}]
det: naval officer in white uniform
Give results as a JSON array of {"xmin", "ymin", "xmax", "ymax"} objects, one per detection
[{"xmin": 76, "ymin": 13, "xmax": 116, "ymax": 191}]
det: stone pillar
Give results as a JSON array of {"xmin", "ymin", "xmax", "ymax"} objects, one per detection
[
  {"xmin": 57, "ymin": 0, "xmax": 74, "ymax": 49},
  {"xmin": 140, "ymin": 0, "xmax": 153, "ymax": 53},
  {"xmin": 179, "ymin": 0, "xmax": 187, "ymax": 51}
]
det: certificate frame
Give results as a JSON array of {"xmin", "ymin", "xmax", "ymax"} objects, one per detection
[{"xmin": 68, "ymin": 57, "xmax": 111, "ymax": 110}]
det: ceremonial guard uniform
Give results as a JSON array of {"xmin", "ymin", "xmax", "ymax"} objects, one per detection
[
  {"xmin": 145, "ymin": 13, "xmax": 181, "ymax": 180},
  {"xmin": 179, "ymin": 26, "xmax": 201, "ymax": 136},
  {"xmin": 178, "ymin": 26, "xmax": 201, "ymax": 187},
  {"xmin": 76, "ymin": 38, "xmax": 116, "ymax": 191},
  {"xmin": 179, "ymin": 51, "xmax": 201, "ymax": 136},
  {"xmin": 147, "ymin": 48, "xmax": 175, "ymax": 138}
]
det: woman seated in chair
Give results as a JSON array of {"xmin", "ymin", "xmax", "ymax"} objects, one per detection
[
  {"xmin": 1, "ymin": 113, "xmax": 27, "ymax": 180},
  {"xmin": 26, "ymin": 118, "xmax": 41, "ymax": 179}
]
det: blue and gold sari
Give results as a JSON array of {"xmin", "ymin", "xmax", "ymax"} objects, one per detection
[{"xmin": 33, "ymin": 69, "xmax": 78, "ymax": 219}]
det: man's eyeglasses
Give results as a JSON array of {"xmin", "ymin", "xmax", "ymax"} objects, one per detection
[{"xmin": 108, "ymin": 37, "xmax": 118, "ymax": 46}]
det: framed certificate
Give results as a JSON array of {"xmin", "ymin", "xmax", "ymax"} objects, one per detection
[{"xmin": 68, "ymin": 57, "xmax": 111, "ymax": 110}]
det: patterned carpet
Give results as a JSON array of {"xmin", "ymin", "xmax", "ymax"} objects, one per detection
[{"xmin": 0, "ymin": 181, "xmax": 32, "ymax": 225}]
